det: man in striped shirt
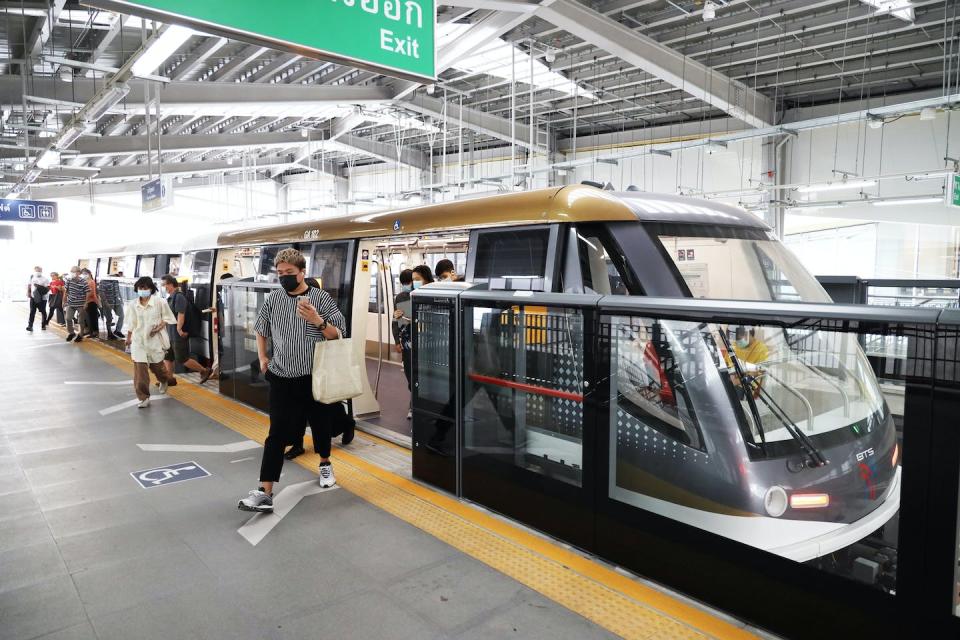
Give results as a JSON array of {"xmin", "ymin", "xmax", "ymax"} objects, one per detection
[
  {"xmin": 238, "ymin": 248, "xmax": 346, "ymax": 513},
  {"xmin": 63, "ymin": 267, "xmax": 89, "ymax": 342}
]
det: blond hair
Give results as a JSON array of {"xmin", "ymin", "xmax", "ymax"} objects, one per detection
[{"xmin": 274, "ymin": 248, "xmax": 306, "ymax": 270}]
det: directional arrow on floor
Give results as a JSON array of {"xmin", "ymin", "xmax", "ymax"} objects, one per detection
[
  {"xmin": 99, "ymin": 395, "xmax": 172, "ymax": 415},
  {"xmin": 137, "ymin": 440, "xmax": 261, "ymax": 453},
  {"xmin": 238, "ymin": 480, "xmax": 339, "ymax": 546}
]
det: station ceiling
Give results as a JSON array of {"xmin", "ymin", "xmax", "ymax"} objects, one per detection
[{"xmin": 0, "ymin": 0, "xmax": 954, "ymax": 195}]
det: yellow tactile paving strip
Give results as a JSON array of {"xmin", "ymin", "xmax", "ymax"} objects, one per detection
[{"xmin": 74, "ymin": 335, "xmax": 759, "ymax": 640}]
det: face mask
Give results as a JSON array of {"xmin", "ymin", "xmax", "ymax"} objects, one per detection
[
  {"xmin": 736, "ymin": 338, "xmax": 749, "ymax": 349},
  {"xmin": 137, "ymin": 290, "xmax": 152, "ymax": 299},
  {"xmin": 279, "ymin": 274, "xmax": 300, "ymax": 293},
  {"xmin": 412, "ymin": 281, "xmax": 422, "ymax": 290},
  {"xmin": 80, "ymin": 274, "xmax": 89, "ymax": 280},
  {"xmin": 71, "ymin": 272, "xmax": 79, "ymax": 278},
  {"xmin": 401, "ymin": 284, "xmax": 412, "ymax": 292},
  {"xmin": 34, "ymin": 270, "xmax": 42, "ymax": 275}
]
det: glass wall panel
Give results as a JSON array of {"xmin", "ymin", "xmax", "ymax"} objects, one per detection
[{"xmin": 463, "ymin": 304, "xmax": 585, "ymax": 487}]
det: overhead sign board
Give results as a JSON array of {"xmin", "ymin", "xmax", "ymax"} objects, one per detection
[
  {"xmin": 0, "ymin": 199, "xmax": 58, "ymax": 223},
  {"xmin": 85, "ymin": 0, "xmax": 436, "ymax": 82},
  {"xmin": 141, "ymin": 177, "xmax": 173, "ymax": 212},
  {"xmin": 950, "ymin": 173, "xmax": 960, "ymax": 209}
]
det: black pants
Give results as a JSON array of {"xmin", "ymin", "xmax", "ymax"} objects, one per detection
[
  {"xmin": 45, "ymin": 292, "xmax": 64, "ymax": 325},
  {"xmin": 402, "ymin": 345, "xmax": 412, "ymax": 390},
  {"xmin": 85, "ymin": 303, "xmax": 100, "ymax": 337},
  {"xmin": 291, "ymin": 401, "xmax": 353, "ymax": 450},
  {"xmin": 28, "ymin": 298, "xmax": 47, "ymax": 328},
  {"xmin": 260, "ymin": 372, "xmax": 337, "ymax": 483}
]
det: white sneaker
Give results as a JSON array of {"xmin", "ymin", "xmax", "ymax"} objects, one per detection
[
  {"xmin": 158, "ymin": 381, "xmax": 168, "ymax": 394},
  {"xmin": 137, "ymin": 398, "xmax": 150, "ymax": 408},
  {"xmin": 238, "ymin": 489, "xmax": 273, "ymax": 512},
  {"xmin": 318, "ymin": 462, "xmax": 336, "ymax": 488}
]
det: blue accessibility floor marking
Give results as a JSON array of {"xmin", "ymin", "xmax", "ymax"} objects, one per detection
[{"xmin": 131, "ymin": 461, "xmax": 211, "ymax": 489}]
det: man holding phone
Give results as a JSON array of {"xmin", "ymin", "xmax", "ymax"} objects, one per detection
[{"xmin": 238, "ymin": 248, "xmax": 346, "ymax": 513}]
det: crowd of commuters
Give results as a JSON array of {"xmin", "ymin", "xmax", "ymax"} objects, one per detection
[{"xmin": 26, "ymin": 254, "xmax": 460, "ymax": 512}]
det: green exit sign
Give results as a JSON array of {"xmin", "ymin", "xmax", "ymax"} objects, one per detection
[
  {"xmin": 952, "ymin": 173, "xmax": 960, "ymax": 208},
  {"xmin": 87, "ymin": 0, "xmax": 435, "ymax": 81}
]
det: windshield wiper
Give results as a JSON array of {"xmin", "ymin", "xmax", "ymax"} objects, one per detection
[
  {"xmin": 716, "ymin": 328, "xmax": 767, "ymax": 454},
  {"xmin": 754, "ymin": 384, "xmax": 828, "ymax": 467}
]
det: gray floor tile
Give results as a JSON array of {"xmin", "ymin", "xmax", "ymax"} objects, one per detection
[
  {"xmin": 56, "ymin": 520, "xmax": 185, "ymax": 574},
  {"xmin": 32, "ymin": 621, "xmax": 98, "ymax": 640},
  {"xmin": 0, "ymin": 509, "xmax": 54, "ymax": 553},
  {"xmin": 0, "ymin": 537, "xmax": 69, "ymax": 595},
  {"xmin": 43, "ymin": 492, "xmax": 160, "ymax": 539},
  {"xmin": 0, "ymin": 489, "xmax": 41, "ymax": 522},
  {"xmin": 72, "ymin": 543, "xmax": 216, "ymax": 618},
  {"xmin": 0, "ymin": 576, "xmax": 87, "ymax": 640},
  {"xmin": 276, "ymin": 589, "xmax": 444, "ymax": 640},
  {"xmin": 386, "ymin": 555, "xmax": 526, "ymax": 633},
  {"xmin": 453, "ymin": 595, "xmax": 619, "ymax": 640},
  {"xmin": 91, "ymin": 583, "xmax": 272, "ymax": 640},
  {"xmin": 32, "ymin": 473, "xmax": 142, "ymax": 512}
]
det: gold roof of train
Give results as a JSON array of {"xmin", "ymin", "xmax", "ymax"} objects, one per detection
[{"xmin": 216, "ymin": 185, "xmax": 636, "ymax": 246}]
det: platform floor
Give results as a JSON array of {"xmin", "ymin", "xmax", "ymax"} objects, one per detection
[{"xmin": 1, "ymin": 303, "xmax": 773, "ymax": 640}]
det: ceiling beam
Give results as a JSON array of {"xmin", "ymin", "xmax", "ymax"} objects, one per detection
[
  {"xmin": 536, "ymin": 0, "xmax": 774, "ymax": 128},
  {"xmin": 24, "ymin": 0, "xmax": 66, "ymax": 63},
  {"xmin": 206, "ymin": 44, "xmax": 268, "ymax": 82},
  {"xmin": 170, "ymin": 36, "xmax": 229, "ymax": 81},
  {"xmin": 336, "ymin": 134, "xmax": 429, "ymax": 171},
  {"xmin": 84, "ymin": 13, "xmax": 127, "ymax": 76}
]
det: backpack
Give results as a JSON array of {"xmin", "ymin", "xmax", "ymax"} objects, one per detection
[{"xmin": 181, "ymin": 288, "xmax": 204, "ymax": 337}]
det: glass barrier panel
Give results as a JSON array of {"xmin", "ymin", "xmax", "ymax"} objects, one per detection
[
  {"xmin": 222, "ymin": 285, "xmax": 272, "ymax": 411},
  {"xmin": 604, "ymin": 314, "xmax": 909, "ymax": 593},
  {"xmin": 463, "ymin": 304, "xmax": 585, "ymax": 487}
]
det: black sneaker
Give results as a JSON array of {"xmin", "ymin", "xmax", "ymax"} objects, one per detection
[
  {"xmin": 41, "ymin": 324, "xmax": 47, "ymax": 330},
  {"xmin": 284, "ymin": 446, "xmax": 305, "ymax": 460},
  {"xmin": 66, "ymin": 333, "xmax": 75, "ymax": 342},
  {"xmin": 74, "ymin": 335, "xmax": 84, "ymax": 343},
  {"xmin": 112, "ymin": 332, "xmax": 124, "ymax": 340},
  {"xmin": 25, "ymin": 326, "xmax": 33, "ymax": 332}
]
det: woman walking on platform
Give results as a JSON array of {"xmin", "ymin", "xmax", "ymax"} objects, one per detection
[{"xmin": 125, "ymin": 277, "xmax": 177, "ymax": 408}]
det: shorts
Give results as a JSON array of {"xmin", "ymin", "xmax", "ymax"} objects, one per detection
[{"xmin": 164, "ymin": 336, "xmax": 190, "ymax": 363}]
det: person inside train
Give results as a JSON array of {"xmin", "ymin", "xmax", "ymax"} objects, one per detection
[
  {"xmin": 435, "ymin": 259, "xmax": 456, "ymax": 282},
  {"xmin": 238, "ymin": 248, "xmax": 347, "ymax": 513},
  {"xmin": 392, "ymin": 269, "xmax": 414, "ymax": 419},
  {"xmin": 160, "ymin": 275, "xmax": 213, "ymax": 384},
  {"xmin": 412, "ymin": 264, "xmax": 434, "ymax": 289},
  {"xmin": 64, "ymin": 266, "xmax": 88, "ymax": 342},
  {"xmin": 732, "ymin": 326, "xmax": 769, "ymax": 368},
  {"xmin": 45, "ymin": 272, "xmax": 65, "ymax": 327},
  {"xmin": 26, "ymin": 266, "xmax": 50, "ymax": 332},
  {"xmin": 125, "ymin": 276, "xmax": 177, "ymax": 408}
]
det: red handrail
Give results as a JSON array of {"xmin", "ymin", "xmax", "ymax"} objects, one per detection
[{"xmin": 468, "ymin": 372, "xmax": 584, "ymax": 402}]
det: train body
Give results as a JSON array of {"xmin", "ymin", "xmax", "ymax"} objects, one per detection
[{"xmin": 81, "ymin": 185, "xmax": 899, "ymax": 562}]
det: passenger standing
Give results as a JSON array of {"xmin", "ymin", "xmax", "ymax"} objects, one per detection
[
  {"xmin": 99, "ymin": 276, "xmax": 125, "ymax": 339},
  {"xmin": 125, "ymin": 277, "xmax": 177, "ymax": 408},
  {"xmin": 160, "ymin": 275, "xmax": 212, "ymax": 383},
  {"xmin": 392, "ymin": 269, "xmax": 414, "ymax": 419},
  {"xmin": 238, "ymin": 248, "xmax": 346, "ymax": 513},
  {"xmin": 64, "ymin": 267, "xmax": 88, "ymax": 342},
  {"xmin": 25, "ymin": 266, "xmax": 50, "ymax": 332},
  {"xmin": 435, "ymin": 259, "xmax": 456, "ymax": 282},
  {"xmin": 46, "ymin": 272, "xmax": 65, "ymax": 326},
  {"xmin": 81, "ymin": 268, "xmax": 100, "ymax": 339}
]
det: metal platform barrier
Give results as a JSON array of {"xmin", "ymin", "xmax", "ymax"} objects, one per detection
[{"xmin": 410, "ymin": 288, "xmax": 960, "ymax": 640}]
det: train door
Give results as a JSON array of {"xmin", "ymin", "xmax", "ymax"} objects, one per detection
[
  {"xmin": 356, "ymin": 234, "xmax": 469, "ymax": 437},
  {"xmin": 180, "ymin": 249, "xmax": 215, "ymax": 365}
]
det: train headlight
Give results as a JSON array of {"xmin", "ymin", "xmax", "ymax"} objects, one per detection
[{"xmin": 764, "ymin": 486, "xmax": 788, "ymax": 518}]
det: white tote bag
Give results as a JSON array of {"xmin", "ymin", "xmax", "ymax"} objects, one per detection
[{"xmin": 312, "ymin": 328, "xmax": 364, "ymax": 404}]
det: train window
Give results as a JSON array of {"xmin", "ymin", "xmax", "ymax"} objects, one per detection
[
  {"xmin": 259, "ymin": 245, "xmax": 292, "ymax": 282},
  {"xmin": 577, "ymin": 233, "xmax": 629, "ymax": 295},
  {"xmin": 137, "ymin": 256, "xmax": 156, "ymax": 278},
  {"xmin": 310, "ymin": 241, "xmax": 352, "ymax": 315},
  {"xmin": 609, "ymin": 317, "xmax": 706, "ymax": 451},
  {"xmin": 655, "ymin": 225, "xmax": 830, "ymax": 302},
  {"xmin": 473, "ymin": 228, "xmax": 550, "ymax": 284},
  {"xmin": 168, "ymin": 255, "xmax": 181, "ymax": 277}
]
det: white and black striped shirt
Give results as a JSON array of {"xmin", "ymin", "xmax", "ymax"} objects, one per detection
[{"xmin": 254, "ymin": 286, "xmax": 346, "ymax": 378}]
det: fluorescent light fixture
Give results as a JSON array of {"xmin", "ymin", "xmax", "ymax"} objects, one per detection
[
  {"xmin": 24, "ymin": 168, "xmax": 42, "ymax": 183},
  {"xmin": 910, "ymin": 170, "xmax": 951, "ymax": 181},
  {"xmin": 54, "ymin": 123, "xmax": 87, "ymax": 150},
  {"xmin": 702, "ymin": 0, "xmax": 717, "ymax": 20},
  {"xmin": 704, "ymin": 140, "xmax": 728, "ymax": 154},
  {"xmin": 872, "ymin": 196, "xmax": 942, "ymax": 207},
  {"xmin": 131, "ymin": 24, "xmax": 195, "ymax": 77},
  {"xmin": 797, "ymin": 179, "xmax": 877, "ymax": 193},
  {"xmin": 83, "ymin": 83, "xmax": 130, "ymax": 123},
  {"xmin": 36, "ymin": 149, "xmax": 60, "ymax": 169},
  {"xmin": 860, "ymin": 0, "xmax": 914, "ymax": 22}
]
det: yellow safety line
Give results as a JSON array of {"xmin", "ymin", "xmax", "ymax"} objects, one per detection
[{"xmin": 74, "ymin": 335, "xmax": 758, "ymax": 640}]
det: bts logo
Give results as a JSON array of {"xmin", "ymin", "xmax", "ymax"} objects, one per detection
[{"xmin": 855, "ymin": 448, "xmax": 875, "ymax": 462}]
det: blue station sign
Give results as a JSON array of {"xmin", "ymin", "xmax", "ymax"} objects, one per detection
[{"xmin": 0, "ymin": 199, "xmax": 58, "ymax": 223}]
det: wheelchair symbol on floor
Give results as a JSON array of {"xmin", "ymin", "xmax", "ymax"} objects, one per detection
[{"xmin": 131, "ymin": 461, "xmax": 211, "ymax": 489}]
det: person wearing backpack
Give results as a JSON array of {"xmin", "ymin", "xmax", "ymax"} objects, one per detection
[
  {"xmin": 160, "ymin": 275, "xmax": 212, "ymax": 384},
  {"xmin": 26, "ymin": 266, "xmax": 50, "ymax": 332}
]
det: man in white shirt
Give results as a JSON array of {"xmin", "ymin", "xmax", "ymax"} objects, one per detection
[{"xmin": 26, "ymin": 266, "xmax": 51, "ymax": 332}]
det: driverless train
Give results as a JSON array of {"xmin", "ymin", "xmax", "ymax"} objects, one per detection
[{"xmin": 79, "ymin": 184, "xmax": 899, "ymax": 572}]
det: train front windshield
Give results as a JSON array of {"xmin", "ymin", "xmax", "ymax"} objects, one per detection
[{"xmin": 647, "ymin": 225, "xmax": 886, "ymax": 455}]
